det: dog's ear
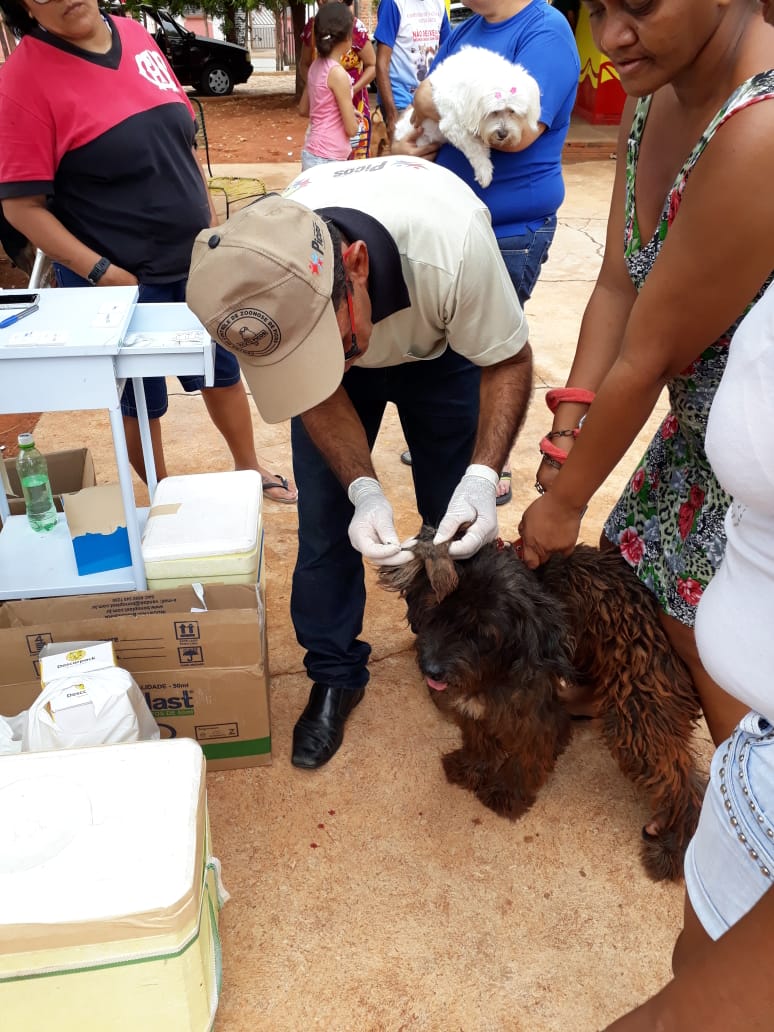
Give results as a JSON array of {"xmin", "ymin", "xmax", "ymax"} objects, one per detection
[
  {"xmin": 377, "ymin": 526, "xmax": 460, "ymax": 604},
  {"xmin": 511, "ymin": 64, "xmax": 541, "ymax": 129},
  {"xmin": 424, "ymin": 545, "xmax": 459, "ymax": 604},
  {"xmin": 413, "ymin": 527, "xmax": 460, "ymax": 603}
]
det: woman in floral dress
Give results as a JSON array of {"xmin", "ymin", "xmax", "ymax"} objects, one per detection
[{"xmin": 518, "ymin": 0, "xmax": 774, "ymax": 749}]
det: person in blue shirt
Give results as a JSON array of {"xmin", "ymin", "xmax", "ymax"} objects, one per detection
[
  {"xmin": 395, "ymin": 0, "xmax": 579, "ymax": 503},
  {"xmin": 374, "ymin": 0, "xmax": 451, "ymax": 142}
]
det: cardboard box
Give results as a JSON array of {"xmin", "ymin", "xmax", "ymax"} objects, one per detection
[
  {"xmin": 0, "ymin": 583, "xmax": 271, "ymax": 770},
  {"xmin": 62, "ymin": 483, "xmax": 132, "ymax": 575},
  {"xmin": 3, "ymin": 447, "xmax": 95, "ymax": 517}
]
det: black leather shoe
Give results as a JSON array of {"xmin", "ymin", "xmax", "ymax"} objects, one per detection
[{"xmin": 291, "ymin": 683, "xmax": 365, "ymax": 769}]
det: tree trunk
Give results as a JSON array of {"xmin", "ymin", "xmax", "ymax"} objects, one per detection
[
  {"xmin": 289, "ymin": 0, "xmax": 306, "ymax": 99},
  {"xmin": 221, "ymin": 2, "xmax": 238, "ymax": 44},
  {"xmin": 274, "ymin": 8, "xmax": 283, "ymax": 71}
]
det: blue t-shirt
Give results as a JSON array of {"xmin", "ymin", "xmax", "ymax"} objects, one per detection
[
  {"xmin": 433, "ymin": 0, "xmax": 580, "ymax": 235},
  {"xmin": 375, "ymin": 0, "xmax": 451, "ymax": 110}
]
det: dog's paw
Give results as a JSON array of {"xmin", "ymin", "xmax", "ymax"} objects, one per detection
[
  {"xmin": 442, "ymin": 748, "xmax": 487, "ymax": 789},
  {"xmin": 640, "ymin": 826, "xmax": 687, "ymax": 882},
  {"xmin": 640, "ymin": 789, "xmax": 704, "ymax": 882},
  {"xmin": 476, "ymin": 780, "xmax": 533, "ymax": 820},
  {"xmin": 473, "ymin": 161, "xmax": 494, "ymax": 188}
]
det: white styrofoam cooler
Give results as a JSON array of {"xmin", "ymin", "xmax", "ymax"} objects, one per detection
[
  {"xmin": 141, "ymin": 470, "xmax": 263, "ymax": 589},
  {"xmin": 0, "ymin": 738, "xmax": 228, "ymax": 1031}
]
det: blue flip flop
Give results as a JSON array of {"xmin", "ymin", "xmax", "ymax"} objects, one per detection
[{"xmin": 262, "ymin": 473, "xmax": 297, "ymax": 505}]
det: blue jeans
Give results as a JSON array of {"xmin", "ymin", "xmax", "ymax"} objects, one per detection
[
  {"xmin": 53, "ymin": 266, "xmax": 240, "ymax": 417},
  {"xmin": 685, "ymin": 713, "xmax": 774, "ymax": 940},
  {"xmin": 290, "ymin": 348, "xmax": 481, "ymax": 689},
  {"xmin": 498, "ymin": 214, "xmax": 557, "ymax": 306}
]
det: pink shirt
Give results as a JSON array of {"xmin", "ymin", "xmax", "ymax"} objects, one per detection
[
  {"xmin": 306, "ymin": 56, "xmax": 353, "ymax": 160},
  {"xmin": 302, "ymin": 16, "xmax": 371, "ymax": 114}
]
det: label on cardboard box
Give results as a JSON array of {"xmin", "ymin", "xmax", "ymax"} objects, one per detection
[{"xmin": 39, "ymin": 640, "xmax": 117, "ymax": 686}]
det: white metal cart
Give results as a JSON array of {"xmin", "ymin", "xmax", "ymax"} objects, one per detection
[{"xmin": 0, "ymin": 285, "xmax": 215, "ymax": 599}]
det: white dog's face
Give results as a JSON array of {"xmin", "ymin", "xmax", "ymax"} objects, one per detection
[{"xmin": 477, "ymin": 108, "xmax": 529, "ymax": 148}]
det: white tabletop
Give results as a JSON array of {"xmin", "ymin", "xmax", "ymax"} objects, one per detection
[{"xmin": 0, "ymin": 285, "xmax": 138, "ymax": 358}]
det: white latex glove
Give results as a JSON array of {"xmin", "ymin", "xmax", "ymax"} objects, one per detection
[
  {"xmin": 433, "ymin": 464, "xmax": 499, "ymax": 559},
  {"xmin": 347, "ymin": 477, "xmax": 415, "ymax": 566}
]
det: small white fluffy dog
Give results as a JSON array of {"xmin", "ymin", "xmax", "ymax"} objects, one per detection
[{"xmin": 394, "ymin": 46, "xmax": 541, "ymax": 188}]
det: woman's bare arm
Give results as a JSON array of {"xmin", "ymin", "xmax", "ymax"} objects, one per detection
[{"xmin": 2, "ymin": 196, "xmax": 137, "ymax": 286}]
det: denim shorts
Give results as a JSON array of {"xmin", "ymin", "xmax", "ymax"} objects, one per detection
[
  {"xmin": 301, "ymin": 149, "xmax": 342, "ymax": 171},
  {"xmin": 685, "ymin": 711, "xmax": 774, "ymax": 940},
  {"xmin": 54, "ymin": 266, "xmax": 241, "ymax": 418},
  {"xmin": 498, "ymin": 215, "xmax": 557, "ymax": 307}
]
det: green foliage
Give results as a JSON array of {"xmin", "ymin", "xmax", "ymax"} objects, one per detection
[
  {"xmin": 118, "ymin": 0, "xmax": 292, "ymax": 17},
  {"xmin": 114, "ymin": 0, "xmax": 306, "ymax": 59}
]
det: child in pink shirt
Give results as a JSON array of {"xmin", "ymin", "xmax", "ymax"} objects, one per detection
[{"xmin": 299, "ymin": 3, "xmax": 360, "ymax": 169}]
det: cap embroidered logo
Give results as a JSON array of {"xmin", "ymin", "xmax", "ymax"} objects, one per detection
[{"xmin": 217, "ymin": 310, "xmax": 281, "ymax": 356}]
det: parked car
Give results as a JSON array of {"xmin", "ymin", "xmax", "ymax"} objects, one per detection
[
  {"xmin": 449, "ymin": 2, "xmax": 474, "ymax": 25},
  {"xmin": 109, "ymin": 5, "xmax": 254, "ymax": 96}
]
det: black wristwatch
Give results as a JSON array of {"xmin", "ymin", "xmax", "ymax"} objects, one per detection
[{"xmin": 86, "ymin": 256, "xmax": 111, "ymax": 285}]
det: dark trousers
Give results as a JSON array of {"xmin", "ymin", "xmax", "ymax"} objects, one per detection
[{"xmin": 290, "ymin": 348, "xmax": 481, "ymax": 690}]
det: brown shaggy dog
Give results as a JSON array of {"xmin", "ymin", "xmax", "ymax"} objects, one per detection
[{"xmin": 379, "ymin": 529, "xmax": 706, "ymax": 881}]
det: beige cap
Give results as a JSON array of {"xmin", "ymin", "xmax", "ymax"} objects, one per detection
[{"xmin": 186, "ymin": 195, "xmax": 344, "ymax": 423}]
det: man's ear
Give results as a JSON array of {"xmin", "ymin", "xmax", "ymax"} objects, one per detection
[{"xmin": 343, "ymin": 240, "xmax": 369, "ymax": 286}]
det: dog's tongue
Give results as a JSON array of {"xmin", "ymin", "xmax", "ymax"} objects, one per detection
[{"xmin": 426, "ymin": 677, "xmax": 448, "ymax": 692}]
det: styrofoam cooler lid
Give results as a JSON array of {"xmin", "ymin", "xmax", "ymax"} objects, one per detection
[
  {"xmin": 142, "ymin": 470, "xmax": 262, "ymax": 562},
  {"xmin": 0, "ymin": 738, "xmax": 206, "ymax": 952}
]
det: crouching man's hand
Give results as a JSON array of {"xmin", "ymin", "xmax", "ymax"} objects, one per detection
[
  {"xmin": 348, "ymin": 477, "xmax": 415, "ymax": 566},
  {"xmin": 434, "ymin": 465, "xmax": 499, "ymax": 559}
]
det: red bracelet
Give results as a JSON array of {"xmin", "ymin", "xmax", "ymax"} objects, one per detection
[
  {"xmin": 539, "ymin": 435, "xmax": 570, "ymax": 465},
  {"xmin": 545, "ymin": 387, "xmax": 596, "ymax": 413}
]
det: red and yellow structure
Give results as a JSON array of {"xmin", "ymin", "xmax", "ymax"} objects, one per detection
[{"xmin": 572, "ymin": 6, "xmax": 627, "ymax": 125}]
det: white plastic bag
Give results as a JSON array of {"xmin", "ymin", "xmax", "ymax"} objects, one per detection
[
  {"xmin": 22, "ymin": 665, "xmax": 160, "ymax": 753},
  {"xmin": 0, "ymin": 712, "xmax": 26, "ymax": 755}
]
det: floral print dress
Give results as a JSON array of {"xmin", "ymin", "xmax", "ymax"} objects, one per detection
[{"xmin": 604, "ymin": 71, "xmax": 774, "ymax": 626}]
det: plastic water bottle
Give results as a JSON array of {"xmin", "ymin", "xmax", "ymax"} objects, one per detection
[{"xmin": 16, "ymin": 432, "xmax": 57, "ymax": 532}]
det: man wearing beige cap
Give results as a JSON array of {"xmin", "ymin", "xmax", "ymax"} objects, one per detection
[{"xmin": 187, "ymin": 155, "xmax": 533, "ymax": 770}]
